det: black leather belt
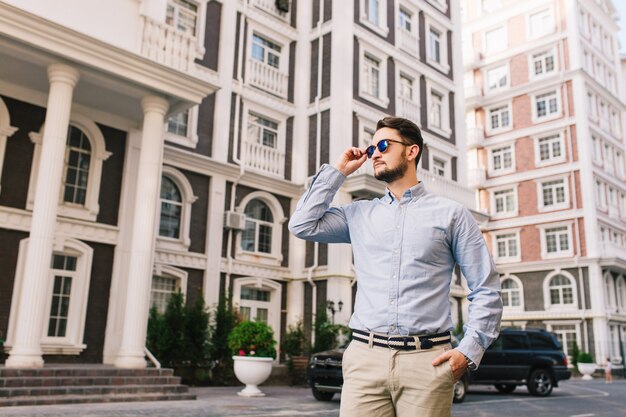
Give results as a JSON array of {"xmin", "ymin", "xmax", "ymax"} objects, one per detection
[{"xmin": 351, "ymin": 328, "xmax": 451, "ymax": 350}]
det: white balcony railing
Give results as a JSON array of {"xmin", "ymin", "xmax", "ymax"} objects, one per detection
[
  {"xmin": 140, "ymin": 15, "xmax": 196, "ymax": 72},
  {"xmin": 398, "ymin": 28, "xmax": 418, "ymax": 56},
  {"xmin": 466, "ymin": 126, "xmax": 485, "ymax": 149},
  {"xmin": 397, "ymin": 97, "xmax": 420, "ymax": 124},
  {"xmin": 465, "ymin": 85, "xmax": 482, "ymax": 108},
  {"xmin": 247, "ymin": 58, "xmax": 289, "ymax": 98},
  {"xmin": 463, "ymin": 49, "xmax": 482, "ymax": 70},
  {"xmin": 243, "ymin": 141, "xmax": 285, "ymax": 177},
  {"xmin": 601, "ymin": 242, "xmax": 626, "ymax": 260},
  {"xmin": 249, "ymin": 0, "xmax": 290, "ymax": 21},
  {"xmin": 418, "ymin": 169, "xmax": 476, "ymax": 209},
  {"xmin": 467, "ymin": 168, "xmax": 486, "ymax": 189}
]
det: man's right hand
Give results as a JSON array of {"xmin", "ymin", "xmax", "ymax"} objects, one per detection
[{"xmin": 335, "ymin": 147, "xmax": 368, "ymax": 177}]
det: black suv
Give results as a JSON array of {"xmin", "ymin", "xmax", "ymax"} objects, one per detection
[{"xmin": 468, "ymin": 328, "xmax": 571, "ymax": 396}]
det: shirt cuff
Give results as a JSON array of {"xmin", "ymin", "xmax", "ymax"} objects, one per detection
[{"xmin": 457, "ymin": 336, "xmax": 486, "ymax": 369}]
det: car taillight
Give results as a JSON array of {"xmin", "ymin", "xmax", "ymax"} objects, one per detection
[{"xmin": 563, "ymin": 356, "xmax": 568, "ymax": 367}]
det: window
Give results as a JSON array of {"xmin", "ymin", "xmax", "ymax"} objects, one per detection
[
  {"xmin": 495, "ymin": 233, "xmax": 519, "ymax": 260},
  {"xmin": 433, "ymin": 158, "xmax": 446, "ymax": 177},
  {"xmin": 233, "ymin": 278, "xmax": 282, "ymax": 342},
  {"xmin": 360, "ymin": 0, "xmax": 388, "ymax": 35},
  {"xmin": 363, "ymin": 54, "xmax": 381, "ymax": 98},
  {"xmin": 548, "ymin": 274, "xmax": 574, "ymax": 305},
  {"xmin": 399, "ymin": 75, "xmax": 413, "ymax": 100},
  {"xmin": 62, "ymin": 126, "xmax": 91, "ymax": 206},
  {"xmin": 501, "ymin": 278, "xmax": 522, "ymax": 308},
  {"xmin": 486, "ymin": 65, "xmax": 508, "ymax": 92},
  {"xmin": 545, "ymin": 226, "xmax": 570, "ymax": 254},
  {"xmin": 534, "ymin": 91, "xmax": 559, "ymax": 120},
  {"xmin": 617, "ymin": 277, "xmax": 626, "ymax": 311},
  {"xmin": 150, "ymin": 275, "xmax": 179, "ymax": 314},
  {"xmin": 165, "ymin": 106, "xmax": 199, "ymax": 148},
  {"xmin": 239, "ymin": 287, "xmax": 271, "ymax": 323},
  {"xmin": 252, "ymin": 34, "xmax": 281, "ymax": 69},
  {"xmin": 166, "ymin": 0, "xmax": 198, "ymax": 36},
  {"xmin": 592, "ymin": 136, "xmax": 602, "ymax": 163},
  {"xmin": 366, "ymin": 0, "xmax": 380, "ymax": 25},
  {"xmin": 488, "ymin": 105, "xmax": 511, "ymax": 131},
  {"xmin": 428, "ymin": 28, "xmax": 441, "ymax": 64},
  {"xmin": 536, "ymin": 134, "xmax": 563, "ymax": 164},
  {"xmin": 532, "ymin": 51, "xmax": 555, "ymax": 77},
  {"xmin": 493, "ymin": 188, "xmax": 516, "ymax": 215},
  {"xmin": 540, "ymin": 179, "xmax": 567, "ymax": 209},
  {"xmin": 485, "ymin": 27, "xmax": 506, "ymax": 55},
  {"xmin": 399, "ymin": 8, "xmax": 412, "ymax": 32},
  {"xmin": 491, "ymin": 146, "xmax": 513, "ymax": 172},
  {"xmin": 550, "ymin": 324, "xmax": 578, "ymax": 361},
  {"xmin": 242, "ymin": 199, "xmax": 274, "ymax": 254},
  {"xmin": 159, "ymin": 176, "xmax": 183, "ymax": 239},
  {"xmin": 430, "ymin": 90, "xmax": 443, "ymax": 129},
  {"xmin": 529, "ymin": 9, "xmax": 553, "ymax": 39},
  {"xmin": 47, "ymin": 254, "xmax": 77, "ymax": 338},
  {"xmin": 167, "ymin": 111, "xmax": 189, "ymax": 137},
  {"xmin": 249, "ymin": 113, "xmax": 278, "ymax": 148}
]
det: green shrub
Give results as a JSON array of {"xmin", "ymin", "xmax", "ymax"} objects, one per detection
[
  {"xmin": 577, "ymin": 352, "xmax": 594, "ymax": 363},
  {"xmin": 571, "ymin": 342, "xmax": 580, "ymax": 366},
  {"xmin": 281, "ymin": 321, "xmax": 308, "ymax": 358},
  {"xmin": 206, "ymin": 293, "xmax": 239, "ymax": 385},
  {"xmin": 228, "ymin": 320, "xmax": 277, "ymax": 359}
]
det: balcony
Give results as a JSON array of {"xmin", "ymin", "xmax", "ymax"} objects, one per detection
[
  {"xmin": 343, "ymin": 162, "xmax": 385, "ymax": 199},
  {"xmin": 467, "ymin": 168, "xmax": 486, "ymax": 189},
  {"xmin": 465, "ymin": 85, "xmax": 482, "ymax": 108},
  {"xmin": 397, "ymin": 97, "xmax": 420, "ymax": 124},
  {"xmin": 242, "ymin": 141, "xmax": 285, "ymax": 177},
  {"xmin": 397, "ymin": 28, "xmax": 419, "ymax": 56},
  {"xmin": 463, "ymin": 49, "xmax": 482, "ymax": 70},
  {"xmin": 466, "ymin": 126, "xmax": 485, "ymax": 149},
  {"xmin": 247, "ymin": 58, "xmax": 289, "ymax": 98},
  {"xmin": 601, "ymin": 242, "xmax": 626, "ymax": 261},
  {"xmin": 140, "ymin": 15, "xmax": 197, "ymax": 72},
  {"xmin": 249, "ymin": 0, "xmax": 291, "ymax": 22},
  {"xmin": 418, "ymin": 169, "xmax": 476, "ymax": 209}
]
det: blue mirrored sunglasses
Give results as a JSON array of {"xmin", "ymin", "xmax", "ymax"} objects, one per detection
[{"xmin": 365, "ymin": 139, "xmax": 409, "ymax": 159}]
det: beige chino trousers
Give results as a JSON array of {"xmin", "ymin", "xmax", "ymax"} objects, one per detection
[{"xmin": 339, "ymin": 339, "xmax": 455, "ymax": 417}]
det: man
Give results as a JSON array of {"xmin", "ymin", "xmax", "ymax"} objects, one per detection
[{"xmin": 289, "ymin": 117, "xmax": 502, "ymax": 417}]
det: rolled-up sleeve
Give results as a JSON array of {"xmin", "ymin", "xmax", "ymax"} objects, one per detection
[
  {"xmin": 451, "ymin": 206, "xmax": 502, "ymax": 367},
  {"xmin": 288, "ymin": 164, "xmax": 351, "ymax": 244}
]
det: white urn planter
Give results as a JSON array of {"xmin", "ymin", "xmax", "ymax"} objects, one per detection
[
  {"xmin": 232, "ymin": 356, "xmax": 274, "ymax": 397},
  {"xmin": 577, "ymin": 363, "xmax": 596, "ymax": 380}
]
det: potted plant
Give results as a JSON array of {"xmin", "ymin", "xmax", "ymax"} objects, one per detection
[
  {"xmin": 281, "ymin": 321, "xmax": 309, "ymax": 384},
  {"xmin": 577, "ymin": 352, "xmax": 596, "ymax": 380},
  {"xmin": 228, "ymin": 320, "xmax": 276, "ymax": 396}
]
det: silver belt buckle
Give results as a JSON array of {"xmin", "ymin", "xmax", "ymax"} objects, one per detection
[{"xmin": 386, "ymin": 336, "xmax": 400, "ymax": 350}]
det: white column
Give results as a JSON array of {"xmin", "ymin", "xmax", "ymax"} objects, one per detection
[
  {"xmin": 6, "ymin": 64, "xmax": 79, "ymax": 368},
  {"xmin": 114, "ymin": 95, "xmax": 169, "ymax": 369}
]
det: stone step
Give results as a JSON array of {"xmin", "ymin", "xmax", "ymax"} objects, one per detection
[
  {"xmin": 0, "ymin": 392, "xmax": 196, "ymax": 407},
  {"xmin": 0, "ymin": 367, "xmax": 173, "ymax": 378},
  {"xmin": 0, "ymin": 375, "xmax": 181, "ymax": 388},
  {"xmin": 0, "ymin": 384, "xmax": 190, "ymax": 398}
]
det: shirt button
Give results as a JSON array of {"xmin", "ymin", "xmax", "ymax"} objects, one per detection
[
  {"xmin": 394, "ymin": 249, "xmax": 398, "ymax": 254},
  {"xmin": 392, "ymin": 275, "xmax": 396, "ymax": 279},
  {"xmin": 390, "ymin": 299, "xmax": 395, "ymax": 305},
  {"xmin": 390, "ymin": 325, "xmax": 396, "ymax": 331},
  {"xmin": 396, "ymin": 225, "xmax": 400, "ymax": 229}
]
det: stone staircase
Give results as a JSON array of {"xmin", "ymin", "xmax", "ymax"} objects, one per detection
[{"xmin": 0, "ymin": 366, "xmax": 196, "ymax": 407}]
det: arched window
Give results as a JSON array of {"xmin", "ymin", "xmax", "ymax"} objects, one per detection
[
  {"xmin": 241, "ymin": 199, "xmax": 274, "ymax": 254},
  {"xmin": 548, "ymin": 274, "xmax": 574, "ymax": 306},
  {"xmin": 604, "ymin": 272, "xmax": 617, "ymax": 311},
  {"xmin": 159, "ymin": 176, "xmax": 183, "ymax": 239},
  {"xmin": 63, "ymin": 126, "xmax": 91, "ymax": 205},
  {"xmin": 150, "ymin": 265, "xmax": 188, "ymax": 314},
  {"xmin": 617, "ymin": 276, "xmax": 626, "ymax": 311},
  {"xmin": 501, "ymin": 278, "xmax": 521, "ymax": 307}
]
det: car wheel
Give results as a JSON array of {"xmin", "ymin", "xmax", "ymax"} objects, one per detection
[
  {"xmin": 494, "ymin": 384, "xmax": 516, "ymax": 393},
  {"xmin": 453, "ymin": 377, "xmax": 468, "ymax": 403},
  {"xmin": 312, "ymin": 387, "xmax": 335, "ymax": 401},
  {"xmin": 527, "ymin": 369, "xmax": 553, "ymax": 397}
]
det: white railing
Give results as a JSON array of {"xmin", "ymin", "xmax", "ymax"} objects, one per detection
[
  {"xmin": 418, "ymin": 169, "xmax": 476, "ymax": 209},
  {"xmin": 243, "ymin": 141, "xmax": 285, "ymax": 177},
  {"xmin": 601, "ymin": 242, "xmax": 626, "ymax": 260},
  {"xmin": 466, "ymin": 126, "xmax": 485, "ymax": 149},
  {"xmin": 398, "ymin": 28, "xmax": 418, "ymax": 56},
  {"xmin": 249, "ymin": 0, "xmax": 290, "ymax": 21},
  {"xmin": 141, "ymin": 15, "xmax": 196, "ymax": 72},
  {"xmin": 467, "ymin": 168, "xmax": 486, "ymax": 189},
  {"xmin": 397, "ymin": 97, "xmax": 420, "ymax": 124},
  {"xmin": 247, "ymin": 59, "xmax": 289, "ymax": 98}
]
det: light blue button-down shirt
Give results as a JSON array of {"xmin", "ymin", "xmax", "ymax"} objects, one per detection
[{"xmin": 289, "ymin": 164, "xmax": 502, "ymax": 366}]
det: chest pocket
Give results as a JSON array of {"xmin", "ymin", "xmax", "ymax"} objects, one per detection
[{"xmin": 404, "ymin": 227, "xmax": 447, "ymax": 264}]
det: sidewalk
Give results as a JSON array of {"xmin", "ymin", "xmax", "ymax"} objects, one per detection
[{"xmin": 0, "ymin": 386, "xmax": 340, "ymax": 417}]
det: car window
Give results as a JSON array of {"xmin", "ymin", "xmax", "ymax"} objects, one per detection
[
  {"xmin": 487, "ymin": 337, "xmax": 503, "ymax": 351},
  {"xmin": 528, "ymin": 333, "xmax": 556, "ymax": 350},
  {"xmin": 502, "ymin": 334, "xmax": 528, "ymax": 350}
]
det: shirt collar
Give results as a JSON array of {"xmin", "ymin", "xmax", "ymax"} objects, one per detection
[{"xmin": 382, "ymin": 182, "xmax": 425, "ymax": 204}]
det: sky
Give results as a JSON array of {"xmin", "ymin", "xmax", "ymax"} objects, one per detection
[{"xmin": 616, "ymin": 1, "xmax": 626, "ymax": 53}]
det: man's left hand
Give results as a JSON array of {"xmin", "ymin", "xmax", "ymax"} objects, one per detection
[{"xmin": 431, "ymin": 348, "xmax": 468, "ymax": 381}]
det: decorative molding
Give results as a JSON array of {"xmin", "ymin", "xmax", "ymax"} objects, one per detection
[
  {"xmin": 220, "ymin": 258, "xmax": 291, "ymax": 280},
  {"xmin": 154, "ymin": 250, "xmax": 208, "ymax": 269}
]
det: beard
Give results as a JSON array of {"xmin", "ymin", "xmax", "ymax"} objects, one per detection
[{"xmin": 374, "ymin": 157, "xmax": 409, "ymax": 183}]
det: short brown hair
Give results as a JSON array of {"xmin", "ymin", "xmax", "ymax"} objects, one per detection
[{"xmin": 376, "ymin": 117, "xmax": 424, "ymax": 167}]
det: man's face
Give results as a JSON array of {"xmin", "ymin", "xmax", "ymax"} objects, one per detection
[{"xmin": 370, "ymin": 127, "xmax": 410, "ymax": 183}]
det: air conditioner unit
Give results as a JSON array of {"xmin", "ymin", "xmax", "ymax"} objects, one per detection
[{"xmin": 224, "ymin": 211, "xmax": 246, "ymax": 230}]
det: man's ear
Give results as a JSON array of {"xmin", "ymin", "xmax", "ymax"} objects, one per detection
[{"xmin": 407, "ymin": 144, "xmax": 420, "ymax": 161}]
